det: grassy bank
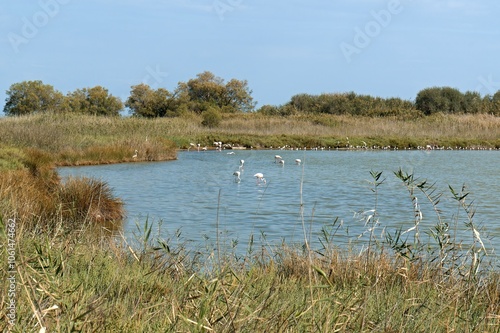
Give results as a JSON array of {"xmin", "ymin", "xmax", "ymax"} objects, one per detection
[
  {"xmin": 0, "ymin": 113, "xmax": 177, "ymax": 167},
  {"xmin": 1, "ymin": 112, "xmax": 499, "ymax": 331},
  {"xmin": 0, "ymin": 113, "xmax": 499, "ymax": 164}
]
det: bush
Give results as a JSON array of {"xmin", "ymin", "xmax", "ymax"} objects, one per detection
[{"xmin": 201, "ymin": 107, "xmax": 222, "ymax": 128}]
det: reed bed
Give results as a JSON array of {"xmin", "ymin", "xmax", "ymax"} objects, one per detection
[
  {"xmin": 0, "ymin": 113, "xmax": 178, "ymax": 166},
  {"xmin": 1, "ymin": 213, "xmax": 499, "ymax": 332},
  {"xmin": 0, "ymin": 113, "xmax": 498, "ymax": 162}
]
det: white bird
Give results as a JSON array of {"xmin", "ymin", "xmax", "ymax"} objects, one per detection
[
  {"xmin": 274, "ymin": 155, "xmax": 282, "ymax": 163},
  {"xmin": 132, "ymin": 150, "xmax": 138, "ymax": 158},
  {"xmin": 233, "ymin": 171, "xmax": 241, "ymax": 183},
  {"xmin": 295, "ymin": 159, "xmax": 301, "ymax": 165},
  {"xmin": 197, "ymin": 143, "xmax": 201, "ymax": 152},
  {"xmin": 254, "ymin": 173, "xmax": 266, "ymax": 184},
  {"xmin": 279, "ymin": 159, "xmax": 285, "ymax": 166},
  {"xmin": 188, "ymin": 143, "xmax": 196, "ymax": 151}
]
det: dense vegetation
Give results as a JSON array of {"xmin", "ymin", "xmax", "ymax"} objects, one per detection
[
  {"xmin": 1, "ymin": 72, "xmax": 499, "ymax": 331},
  {"xmin": 4, "ymin": 73, "xmax": 500, "ymax": 118}
]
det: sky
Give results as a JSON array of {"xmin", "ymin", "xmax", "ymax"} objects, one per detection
[{"xmin": 1, "ymin": 0, "xmax": 500, "ymax": 114}]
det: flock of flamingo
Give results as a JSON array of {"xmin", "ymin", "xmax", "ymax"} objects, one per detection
[{"xmin": 231, "ymin": 154, "xmax": 302, "ymax": 185}]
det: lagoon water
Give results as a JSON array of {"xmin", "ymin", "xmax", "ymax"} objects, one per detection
[{"xmin": 58, "ymin": 149, "xmax": 500, "ymax": 255}]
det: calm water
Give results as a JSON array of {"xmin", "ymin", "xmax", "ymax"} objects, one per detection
[{"xmin": 58, "ymin": 150, "xmax": 500, "ymax": 254}]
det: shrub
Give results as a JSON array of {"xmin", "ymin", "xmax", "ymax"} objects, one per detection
[{"xmin": 201, "ymin": 107, "xmax": 222, "ymax": 128}]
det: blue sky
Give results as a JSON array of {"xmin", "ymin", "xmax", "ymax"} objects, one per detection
[{"xmin": 1, "ymin": 0, "xmax": 499, "ymax": 113}]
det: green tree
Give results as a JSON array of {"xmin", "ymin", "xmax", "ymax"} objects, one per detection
[
  {"xmin": 461, "ymin": 91, "xmax": 482, "ymax": 114},
  {"xmin": 3, "ymin": 80, "xmax": 65, "ymax": 116},
  {"xmin": 490, "ymin": 90, "xmax": 500, "ymax": 115},
  {"xmin": 125, "ymin": 83, "xmax": 156, "ymax": 117},
  {"xmin": 180, "ymin": 71, "xmax": 255, "ymax": 113},
  {"xmin": 415, "ymin": 88, "xmax": 443, "ymax": 115},
  {"xmin": 67, "ymin": 86, "xmax": 123, "ymax": 116},
  {"xmin": 415, "ymin": 87, "xmax": 464, "ymax": 115},
  {"xmin": 440, "ymin": 87, "xmax": 463, "ymax": 113},
  {"xmin": 125, "ymin": 84, "xmax": 179, "ymax": 118},
  {"xmin": 223, "ymin": 78, "xmax": 256, "ymax": 112},
  {"xmin": 289, "ymin": 93, "xmax": 316, "ymax": 113}
]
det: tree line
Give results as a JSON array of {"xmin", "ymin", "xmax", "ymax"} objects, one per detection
[
  {"xmin": 3, "ymin": 72, "xmax": 500, "ymax": 120},
  {"xmin": 260, "ymin": 88, "xmax": 500, "ymax": 117},
  {"xmin": 2, "ymin": 71, "xmax": 255, "ymax": 121}
]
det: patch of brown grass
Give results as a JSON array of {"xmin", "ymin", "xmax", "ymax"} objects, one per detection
[{"xmin": 0, "ymin": 167, "xmax": 123, "ymax": 231}]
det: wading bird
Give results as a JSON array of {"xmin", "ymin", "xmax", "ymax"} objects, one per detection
[
  {"xmin": 233, "ymin": 171, "xmax": 241, "ymax": 183},
  {"xmin": 132, "ymin": 150, "xmax": 138, "ymax": 158},
  {"xmin": 254, "ymin": 173, "xmax": 266, "ymax": 184},
  {"xmin": 274, "ymin": 155, "xmax": 282, "ymax": 163},
  {"xmin": 295, "ymin": 159, "xmax": 301, "ymax": 165},
  {"xmin": 239, "ymin": 159, "xmax": 245, "ymax": 170}
]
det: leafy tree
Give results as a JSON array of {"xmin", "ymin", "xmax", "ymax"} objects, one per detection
[
  {"xmin": 67, "ymin": 86, "xmax": 123, "ymax": 116},
  {"xmin": 3, "ymin": 80, "xmax": 65, "ymax": 116},
  {"xmin": 440, "ymin": 87, "xmax": 463, "ymax": 113},
  {"xmin": 415, "ymin": 87, "xmax": 463, "ymax": 115},
  {"xmin": 289, "ymin": 93, "xmax": 316, "ymax": 113},
  {"xmin": 125, "ymin": 84, "xmax": 156, "ymax": 117},
  {"xmin": 223, "ymin": 78, "xmax": 256, "ymax": 112},
  {"xmin": 415, "ymin": 88, "xmax": 438, "ymax": 115},
  {"xmin": 180, "ymin": 71, "xmax": 255, "ymax": 113},
  {"xmin": 461, "ymin": 91, "xmax": 481, "ymax": 114},
  {"xmin": 125, "ymin": 84, "xmax": 179, "ymax": 118},
  {"xmin": 490, "ymin": 90, "xmax": 500, "ymax": 115}
]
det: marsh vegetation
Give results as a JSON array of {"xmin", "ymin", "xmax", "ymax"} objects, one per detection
[{"xmin": 1, "ymin": 110, "xmax": 499, "ymax": 331}]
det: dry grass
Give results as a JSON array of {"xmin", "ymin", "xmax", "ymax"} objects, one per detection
[
  {"xmin": 1, "ymin": 223, "xmax": 499, "ymax": 332},
  {"xmin": 0, "ymin": 168, "xmax": 123, "ymax": 231},
  {"xmin": 0, "ymin": 113, "xmax": 498, "ymax": 162},
  {"xmin": 0, "ymin": 113, "xmax": 178, "ymax": 166},
  {"xmin": 217, "ymin": 113, "xmax": 500, "ymax": 145}
]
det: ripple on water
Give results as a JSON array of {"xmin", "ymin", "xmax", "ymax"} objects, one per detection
[{"xmin": 58, "ymin": 150, "xmax": 500, "ymax": 255}]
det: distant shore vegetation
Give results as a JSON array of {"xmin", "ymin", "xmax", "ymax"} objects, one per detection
[{"xmin": 4, "ymin": 71, "xmax": 500, "ymax": 119}]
